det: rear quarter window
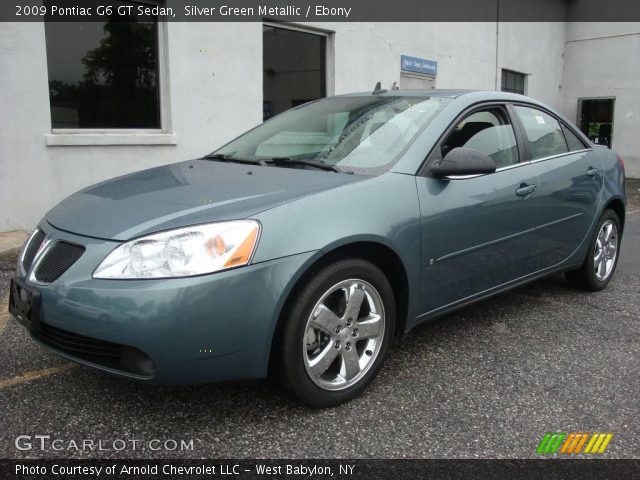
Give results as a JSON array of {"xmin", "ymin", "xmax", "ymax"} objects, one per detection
[{"xmin": 562, "ymin": 125, "xmax": 588, "ymax": 152}]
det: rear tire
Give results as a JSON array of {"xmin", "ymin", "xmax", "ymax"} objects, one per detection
[
  {"xmin": 278, "ymin": 258, "xmax": 395, "ymax": 408},
  {"xmin": 566, "ymin": 209, "xmax": 621, "ymax": 291}
]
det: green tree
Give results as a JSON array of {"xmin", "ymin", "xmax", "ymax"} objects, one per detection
[{"xmin": 78, "ymin": 18, "xmax": 160, "ymax": 128}]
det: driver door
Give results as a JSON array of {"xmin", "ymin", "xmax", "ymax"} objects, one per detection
[{"xmin": 415, "ymin": 105, "xmax": 540, "ymax": 316}]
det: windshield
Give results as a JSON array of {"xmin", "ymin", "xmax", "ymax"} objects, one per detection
[{"xmin": 213, "ymin": 96, "xmax": 450, "ymax": 174}]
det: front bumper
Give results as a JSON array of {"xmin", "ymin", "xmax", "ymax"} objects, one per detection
[{"xmin": 12, "ymin": 222, "xmax": 316, "ymax": 384}]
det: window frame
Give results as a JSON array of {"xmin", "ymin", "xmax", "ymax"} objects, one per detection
[
  {"xmin": 419, "ymin": 101, "xmax": 528, "ymax": 178},
  {"xmin": 45, "ymin": 19, "xmax": 175, "ymax": 146}
]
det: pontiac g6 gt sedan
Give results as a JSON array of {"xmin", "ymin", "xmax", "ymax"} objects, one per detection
[{"xmin": 10, "ymin": 90, "xmax": 626, "ymax": 407}]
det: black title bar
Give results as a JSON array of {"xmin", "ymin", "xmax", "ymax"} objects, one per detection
[
  {"xmin": 2, "ymin": 459, "xmax": 640, "ymax": 480},
  {"xmin": 3, "ymin": 0, "xmax": 640, "ymax": 22}
]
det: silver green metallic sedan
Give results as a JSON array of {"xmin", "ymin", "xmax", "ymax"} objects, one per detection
[{"xmin": 9, "ymin": 90, "xmax": 626, "ymax": 407}]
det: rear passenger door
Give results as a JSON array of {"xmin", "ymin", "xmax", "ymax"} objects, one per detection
[{"xmin": 512, "ymin": 105, "xmax": 602, "ymax": 272}]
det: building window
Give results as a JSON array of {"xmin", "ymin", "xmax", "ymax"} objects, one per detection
[
  {"xmin": 263, "ymin": 24, "xmax": 327, "ymax": 121},
  {"xmin": 45, "ymin": 4, "xmax": 161, "ymax": 129},
  {"xmin": 501, "ymin": 69, "xmax": 526, "ymax": 95}
]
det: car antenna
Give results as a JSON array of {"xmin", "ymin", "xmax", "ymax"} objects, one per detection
[{"xmin": 372, "ymin": 81, "xmax": 387, "ymax": 94}]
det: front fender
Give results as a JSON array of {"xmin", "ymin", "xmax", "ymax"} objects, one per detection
[{"xmin": 251, "ymin": 172, "xmax": 422, "ymax": 329}]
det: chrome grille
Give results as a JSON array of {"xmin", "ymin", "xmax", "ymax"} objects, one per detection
[{"xmin": 20, "ymin": 229, "xmax": 45, "ymax": 273}]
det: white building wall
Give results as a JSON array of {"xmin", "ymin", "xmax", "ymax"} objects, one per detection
[
  {"xmin": 310, "ymin": 22, "xmax": 565, "ymax": 106},
  {"xmin": 1, "ymin": 22, "xmax": 57, "ymax": 232},
  {"xmin": 561, "ymin": 22, "xmax": 640, "ymax": 178},
  {"xmin": 0, "ymin": 20, "xmax": 627, "ymax": 232},
  {"xmin": 498, "ymin": 22, "xmax": 566, "ymax": 107},
  {"xmin": 322, "ymin": 23, "xmax": 499, "ymax": 94}
]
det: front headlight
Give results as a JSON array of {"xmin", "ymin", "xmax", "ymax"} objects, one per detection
[{"xmin": 93, "ymin": 220, "xmax": 260, "ymax": 279}]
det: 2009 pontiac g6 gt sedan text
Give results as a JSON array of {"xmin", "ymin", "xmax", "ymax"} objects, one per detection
[{"xmin": 10, "ymin": 90, "xmax": 626, "ymax": 407}]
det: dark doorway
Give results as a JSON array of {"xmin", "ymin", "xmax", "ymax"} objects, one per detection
[
  {"xmin": 578, "ymin": 98, "xmax": 615, "ymax": 147},
  {"xmin": 263, "ymin": 25, "xmax": 326, "ymax": 121}
]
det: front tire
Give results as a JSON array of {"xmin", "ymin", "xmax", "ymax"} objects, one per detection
[
  {"xmin": 566, "ymin": 209, "xmax": 621, "ymax": 291},
  {"xmin": 278, "ymin": 258, "xmax": 395, "ymax": 408}
]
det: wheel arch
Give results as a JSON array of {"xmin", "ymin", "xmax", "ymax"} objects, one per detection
[
  {"xmin": 267, "ymin": 240, "xmax": 411, "ymax": 375},
  {"xmin": 604, "ymin": 197, "xmax": 626, "ymax": 233}
]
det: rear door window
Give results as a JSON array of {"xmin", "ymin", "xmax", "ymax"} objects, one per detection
[{"xmin": 514, "ymin": 106, "xmax": 568, "ymax": 160}]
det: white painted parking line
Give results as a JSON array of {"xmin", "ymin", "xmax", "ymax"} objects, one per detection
[
  {"xmin": 0, "ymin": 292, "xmax": 9, "ymax": 335},
  {"xmin": 0, "ymin": 291, "xmax": 77, "ymax": 389},
  {"xmin": 0, "ymin": 364, "xmax": 76, "ymax": 390}
]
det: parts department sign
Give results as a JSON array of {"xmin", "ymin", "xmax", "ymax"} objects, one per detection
[{"xmin": 401, "ymin": 55, "xmax": 437, "ymax": 76}]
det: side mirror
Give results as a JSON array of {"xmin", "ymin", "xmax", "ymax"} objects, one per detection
[{"xmin": 430, "ymin": 147, "xmax": 497, "ymax": 178}]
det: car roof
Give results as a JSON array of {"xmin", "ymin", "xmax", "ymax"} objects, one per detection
[
  {"xmin": 334, "ymin": 89, "xmax": 534, "ymax": 103},
  {"xmin": 335, "ymin": 89, "xmax": 472, "ymax": 98}
]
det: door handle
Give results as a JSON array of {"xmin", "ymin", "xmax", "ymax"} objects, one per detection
[
  {"xmin": 586, "ymin": 167, "xmax": 599, "ymax": 177},
  {"xmin": 516, "ymin": 184, "xmax": 537, "ymax": 197}
]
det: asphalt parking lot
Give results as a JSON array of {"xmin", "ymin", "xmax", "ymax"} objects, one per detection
[{"xmin": 1, "ymin": 181, "xmax": 638, "ymax": 460}]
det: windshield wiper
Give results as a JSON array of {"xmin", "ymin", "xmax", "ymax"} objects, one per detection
[
  {"xmin": 266, "ymin": 157, "xmax": 349, "ymax": 173},
  {"xmin": 205, "ymin": 154, "xmax": 350, "ymax": 173},
  {"xmin": 203, "ymin": 153, "xmax": 267, "ymax": 166}
]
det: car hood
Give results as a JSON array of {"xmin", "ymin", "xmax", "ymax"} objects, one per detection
[{"xmin": 46, "ymin": 159, "xmax": 363, "ymax": 241}]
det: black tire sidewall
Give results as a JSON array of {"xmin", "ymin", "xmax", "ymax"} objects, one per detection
[{"xmin": 281, "ymin": 258, "xmax": 396, "ymax": 408}]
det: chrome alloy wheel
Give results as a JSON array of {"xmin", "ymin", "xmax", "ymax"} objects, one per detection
[
  {"xmin": 302, "ymin": 279, "xmax": 385, "ymax": 391},
  {"xmin": 594, "ymin": 219, "xmax": 619, "ymax": 281}
]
